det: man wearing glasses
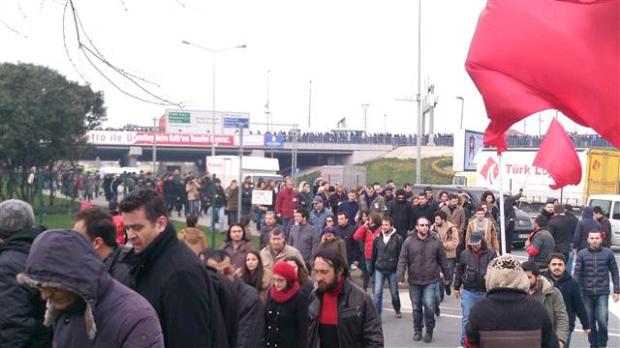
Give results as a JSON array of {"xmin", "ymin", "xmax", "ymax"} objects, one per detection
[{"xmin": 396, "ymin": 217, "xmax": 450, "ymax": 343}]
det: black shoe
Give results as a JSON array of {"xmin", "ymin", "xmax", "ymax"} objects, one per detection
[
  {"xmin": 423, "ymin": 330, "xmax": 433, "ymax": 343},
  {"xmin": 413, "ymin": 332, "xmax": 422, "ymax": 341},
  {"xmin": 435, "ymin": 307, "xmax": 441, "ymax": 317},
  {"xmin": 445, "ymin": 285, "xmax": 452, "ymax": 296}
]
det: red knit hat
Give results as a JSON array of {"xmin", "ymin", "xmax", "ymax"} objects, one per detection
[{"xmin": 273, "ymin": 261, "xmax": 298, "ymax": 283}]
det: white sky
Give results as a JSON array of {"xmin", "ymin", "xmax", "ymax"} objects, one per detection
[{"xmin": 0, "ymin": 0, "xmax": 593, "ymax": 135}]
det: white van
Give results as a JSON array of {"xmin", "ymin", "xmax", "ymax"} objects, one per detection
[{"xmin": 587, "ymin": 194, "xmax": 620, "ymax": 248}]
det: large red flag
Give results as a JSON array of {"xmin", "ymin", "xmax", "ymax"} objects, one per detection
[
  {"xmin": 466, "ymin": 0, "xmax": 620, "ymax": 152},
  {"xmin": 534, "ymin": 119, "xmax": 582, "ymax": 189}
]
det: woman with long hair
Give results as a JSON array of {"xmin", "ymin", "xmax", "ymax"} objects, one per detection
[
  {"xmin": 283, "ymin": 255, "xmax": 313, "ymax": 302},
  {"xmin": 238, "ymin": 250, "xmax": 270, "ymax": 303},
  {"xmin": 220, "ymin": 223, "xmax": 253, "ymax": 270},
  {"xmin": 297, "ymin": 181, "xmax": 313, "ymax": 212},
  {"xmin": 264, "ymin": 262, "xmax": 308, "ymax": 348}
]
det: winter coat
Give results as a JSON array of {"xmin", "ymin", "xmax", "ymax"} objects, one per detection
[
  {"xmin": 265, "ymin": 289, "xmax": 308, "ymax": 348},
  {"xmin": 309, "ymin": 208, "xmax": 333, "ymax": 238},
  {"xmin": 369, "ymin": 229, "xmax": 403, "ymax": 273},
  {"xmin": 353, "ymin": 224, "xmax": 381, "ymax": 260},
  {"xmin": 411, "ymin": 204, "xmax": 436, "ymax": 226},
  {"xmin": 543, "ymin": 271, "xmax": 590, "ymax": 333},
  {"xmin": 259, "ymin": 244, "xmax": 306, "ymax": 273},
  {"xmin": 130, "ymin": 224, "xmax": 227, "ymax": 348},
  {"xmin": 574, "ymin": 246, "xmax": 620, "ymax": 296},
  {"xmin": 465, "ymin": 218, "xmax": 500, "ymax": 253},
  {"xmin": 454, "ymin": 244, "xmax": 497, "ymax": 292},
  {"xmin": 297, "ymin": 191, "xmax": 313, "ymax": 212},
  {"xmin": 338, "ymin": 200, "xmax": 360, "ymax": 223},
  {"xmin": 387, "ymin": 200, "xmax": 413, "ymax": 238},
  {"xmin": 0, "ymin": 226, "xmax": 51, "ymax": 348},
  {"xmin": 465, "ymin": 288, "xmax": 559, "ymax": 348},
  {"xmin": 241, "ymin": 185, "xmax": 253, "ymax": 211},
  {"xmin": 213, "ymin": 185, "xmax": 227, "ymax": 208},
  {"xmin": 441, "ymin": 205, "xmax": 466, "ymax": 232},
  {"xmin": 221, "ymin": 241, "xmax": 254, "ymax": 270},
  {"xmin": 103, "ymin": 245, "xmax": 133, "ymax": 287},
  {"xmin": 288, "ymin": 222, "xmax": 319, "ymax": 264},
  {"xmin": 573, "ymin": 207, "xmax": 601, "ymax": 251},
  {"xmin": 547, "ymin": 214, "xmax": 577, "ymax": 253},
  {"xmin": 597, "ymin": 216, "xmax": 612, "ymax": 248},
  {"xmin": 226, "ymin": 187, "xmax": 239, "ymax": 211},
  {"xmin": 431, "ymin": 221, "xmax": 460, "ymax": 259},
  {"xmin": 396, "ymin": 233, "xmax": 449, "ymax": 286},
  {"xmin": 335, "ymin": 223, "xmax": 360, "ymax": 265},
  {"xmin": 186, "ymin": 180, "xmax": 200, "ymax": 201},
  {"xmin": 538, "ymin": 276, "xmax": 569, "ymax": 344},
  {"xmin": 313, "ymin": 237, "xmax": 348, "ymax": 264},
  {"xmin": 17, "ymin": 230, "xmax": 163, "ymax": 348},
  {"xmin": 234, "ymin": 280, "xmax": 264, "ymax": 348},
  {"xmin": 275, "ymin": 187, "xmax": 297, "ymax": 219},
  {"xmin": 527, "ymin": 228, "xmax": 556, "ymax": 268},
  {"xmin": 307, "ymin": 279, "xmax": 384, "ymax": 348},
  {"xmin": 359, "ymin": 193, "xmax": 387, "ymax": 216}
]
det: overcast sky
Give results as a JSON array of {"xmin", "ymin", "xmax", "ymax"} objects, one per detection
[{"xmin": 1, "ymin": 0, "xmax": 592, "ymax": 135}]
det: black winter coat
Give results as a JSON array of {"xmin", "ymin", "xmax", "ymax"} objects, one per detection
[
  {"xmin": 574, "ymin": 246, "xmax": 620, "ymax": 296},
  {"xmin": 412, "ymin": 204, "xmax": 436, "ymax": 226},
  {"xmin": 369, "ymin": 231, "xmax": 403, "ymax": 273},
  {"xmin": 387, "ymin": 200, "xmax": 412, "ymax": 238},
  {"xmin": 543, "ymin": 271, "xmax": 590, "ymax": 332},
  {"xmin": 573, "ymin": 207, "xmax": 601, "ymax": 251},
  {"xmin": 234, "ymin": 280, "xmax": 264, "ymax": 348},
  {"xmin": 396, "ymin": 233, "xmax": 449, "ymax": 286},
  {"xmin": 264, "ymin": 289, "xmax": 308, "ymax": 348},
  {"xmin": 130, "ymin": 224, "xmax": 227, "ymax": 348},
  {"xmin": 335, "ymin": 224, "xmax": 360, "ymax": 266},
  {"xmin": 547, "ymin": 214, "xmax": 577, "ymax": 254},
  {"xmin": 454, "ymin": 245, "xmax": 497, "ymax": 292},
  {"xmin": 466, "ymin": 288, "xmax": 559, "ymax": 348},
  {"xmin": 307, "ymin": 280, "xmax": 383, "ymax": 348},
  {"xmin": 0, "ymin": 226, "xmax": 51, "ymax": 348}
]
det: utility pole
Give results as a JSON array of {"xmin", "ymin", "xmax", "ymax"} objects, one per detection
[
  {"xmin": 308, "ymin": 80, "xmax": 312, "ymax": 129},
  {"xmin": 237, "ymin": 125, "xmax": 243, "ymax": 224},
  {"xmin": 456, "ymin": 96, "xmax": 465, "ymax": 130},
  {"xmin": 265, "ymin": 70, "xmax": 271, "ymax": 131},
  {"xmin": 152, "ymin": 117, "xmax": 158, "ymax": 174},
  {"xmin": 384, "ymin": 114, "xmax": 387, "ymax": 133},
  {"xmin": 415, "ymin": 0, "xmax": 423, "ymax": 185},
  {"xmin": 361, "ymin": 103, "xmax": 370, "ymax": 134}
]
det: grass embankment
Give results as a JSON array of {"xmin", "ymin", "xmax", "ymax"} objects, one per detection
[{"xmin": 362, "ymin": 156, "xmax": 454, "ymax": 186}]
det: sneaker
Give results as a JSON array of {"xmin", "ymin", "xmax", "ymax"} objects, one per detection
[
  {"xmin": 413, "ymin": 332, "xmax": 422, "ymax": 341},
  {"xmin": 394, "ymin": 310, "xmax": 402, "ymax": 319},
  {"xmin": 423, "ymin": 330, "xmax": 433, "ymax": 343}
]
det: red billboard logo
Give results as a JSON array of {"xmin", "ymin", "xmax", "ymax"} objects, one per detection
[{"xmin": 480, "ymin": 156, "xmax": 499, "ymax": 184}]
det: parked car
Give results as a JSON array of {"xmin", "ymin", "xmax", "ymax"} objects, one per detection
[{"xmin": 413, "ymin": 184, "xmax": 533, "ymax": 249}]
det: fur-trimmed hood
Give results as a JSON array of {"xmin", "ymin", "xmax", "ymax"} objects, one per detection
[{"xmin": 17, "ymin": 229, "xmax": 112, "ymax": 340}]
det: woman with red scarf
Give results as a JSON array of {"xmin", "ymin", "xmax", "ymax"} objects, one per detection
[{"xmin": 265, "ymin": 261, "xmax": 308, "ymax": 348}]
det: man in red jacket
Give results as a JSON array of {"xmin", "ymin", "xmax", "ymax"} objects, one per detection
[{"xmin": 275, "ymin": 177, "xmax": 297, "ymax": 236}]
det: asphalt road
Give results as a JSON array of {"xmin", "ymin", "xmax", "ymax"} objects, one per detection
[{"xmin": 380, "ymin": 248, "xmax": 620, "ymax": 348}]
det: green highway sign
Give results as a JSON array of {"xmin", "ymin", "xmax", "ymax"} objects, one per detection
[{"xmin": 167, "ymin": 112, "xmax": 191, "ymax": 124}]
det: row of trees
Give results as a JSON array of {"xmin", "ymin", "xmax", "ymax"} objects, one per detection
[{"xmin": 0, "ymin": 62, "xmax": 106, "ymax": 202}]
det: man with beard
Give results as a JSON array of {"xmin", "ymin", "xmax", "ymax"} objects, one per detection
[
  {"xmin": 259, "ymin": 212, "xmax": 283, "ymax": 249},
  {"xmin": 307, "ymin": 249, "xmax": 383, "ymax": 348},
  {"xmin": 592, "ymin": 206, "xmax": 612, "ymax": 248},
  {"xmin": 387, "ymin": 189, "xmax": 413, "ymax": 240},
  {"xmin": 412, "ymin": 192, "xmax": 436, "ymax": 227},
  {"xmin": 543, "ymin": 253, "xmax": 590, "ymax": 348}
]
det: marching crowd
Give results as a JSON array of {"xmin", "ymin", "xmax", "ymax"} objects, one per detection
[{"xmin": 0, "ymin": 175, "xmax": 619, "ymax": 348}]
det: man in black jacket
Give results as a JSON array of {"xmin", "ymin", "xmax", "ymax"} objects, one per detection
[
  {"xmin": 308, "ymin": 249, "xmax": 384, "ymax": 348},
  {"xmin": 547, "ymin": 204, "xmax": 578, "ymax": 264},
  {"xmin": 334, "ymin": 212, "xmax": 359, "ymax": 267},
  {"xmin": 120, "ymin": 189, "xmax": 227, "ymax": 348},
  {"xmin": 369, "ymin": 216, "xmax": 403, "ymax": 318},
  {"xmin": 544, "ymin": 253, "xmax": 590, "ymax": 348},
  {"xmin": 453, "ymin": 233, "xmax": 497, "ymax": 346},
  {"xmin": 0, "ymin": 199, "xmax": 51, "ymax": 348},
  {"xmin": 592, "ymin": 206, "xmax": 613, "ymax": 248},
  {"xmin": 412, "ymin": 192, "xmax": 437, "ymax": 228},
  {"xmin": 386, "ymin": 189, "xmax": 413, "ymax": 240}
]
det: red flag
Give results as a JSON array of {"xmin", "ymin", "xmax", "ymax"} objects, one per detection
[
  {"xmin": 466, "ymin": 0, "xmax": 620, "ymax": 152},
  {"xmin": 534, "ymin": 119, "xmax": 582, "ymax": 189}
]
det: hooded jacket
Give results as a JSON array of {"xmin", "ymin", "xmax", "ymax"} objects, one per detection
[
  {"xmin": 572, "ymin": 207, "xmax": 601, "ymax": 251},
  {"xmin": 17, "ymin": 230, "xmax": 163, "ymax": 348},
  {"xmin": 0, "ymin": 226, "xmax": 51, "ymax": 348},
  {"xmin": 543, "ymin": 271, "xmax": 590, "ymax": 333}
]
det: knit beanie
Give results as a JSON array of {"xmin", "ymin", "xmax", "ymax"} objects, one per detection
[
  {"xmin": 485, "ymin": 255, "xmax": 530, "ymax": 292},
  {"xmin": 273, "ymin": 261, "xmax": 298, "ymax": 283},
  {"xmin": 322, "ymin": 226, "xmax": 337, "ymax": 237}
]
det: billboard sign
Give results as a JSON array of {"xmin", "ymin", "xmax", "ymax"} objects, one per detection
[
  {"xmin": 264, "ymin": 132, "xmax": 284, "ymax": 147},
  {"xmin": 165, "ymin": 109, "xmax": 250, "ymax": 134},
  {"xmin": 464, "ymin": 130, "xmax": 484, "ymax": 171}
]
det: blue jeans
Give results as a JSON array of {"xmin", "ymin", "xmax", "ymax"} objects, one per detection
[
  {"xmin": 373, "ymin": 271, "xmax": 401, "ymax": 315},
  {"xmin": 409, "ymin": 283, "xmax": 437, "ymax": 333},
  {"xmin": 583, "ymin": 294, "xmax": 609, "ymax": 347},
  {"xmin": 436, "ymin": 258, "xmax": 455, "ymax": 311},
  {"xmin": 280, "ymin": 218, "xmax": 293, "ymax": 238},
  {"xmin": 460, "ymin": 289, "xmax": 486, "ymax": 344},
  {"xmin": 567, "ymin": 251, "xmax": 575, "ymax": 275}
]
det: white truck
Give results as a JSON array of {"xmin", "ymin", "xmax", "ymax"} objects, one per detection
[
  {"xmin": 453, "ymin": 148, "xmax": 620, "ymax": 207},
  {"xmin": 205, "ymin": 155, "xmax": 281, "ymax": 188}
]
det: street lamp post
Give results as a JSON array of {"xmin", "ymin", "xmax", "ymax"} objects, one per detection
[
  {"xmin": 415, "ymin": 0, "xmax": 423, "ymax": 185},
  {"xmin": 361, "ymin": 104, "xmax": 370, "ymax": 134},
  {"xmin": 456, "ymin": 96, "xmax": 465, "ymax": 130},
  {"xmin": 152, "ymin": 117, "xmax": 158, "ymax": 174},
  {"xmin": 181, "ymin": 40, "xmax": 246, "ymax": 157}
]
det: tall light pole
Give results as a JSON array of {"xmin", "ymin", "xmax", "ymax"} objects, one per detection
[
  {"xmin": 456, "ymin": 96, "xmax": 465, "ymax": 130},
  {"xmin": 265, "ymin": 70, "xmax": 271, "ymax": 131},
  {"xmin": 308, "ymin": 80, "xmax": 312, "ymax": 129},
  {"xmin": 181, "ymin": 40, "xmax": 246, "ymax": 157},
  {"xmin": 151, "ymin": 117, "xmax": 158, "ymax": 174},
  {"xmin": 384, "ymin": 113, "xmax": 387, "ymax": 133},
  {"xmin": 415, "ymin": 0, "xmax": 423, "ymax": 185},
  {"xmin": 361, "ymin": 103, "xmax": 370, "ymax": 134}
]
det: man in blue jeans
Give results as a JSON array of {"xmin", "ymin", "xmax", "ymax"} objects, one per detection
[
  {"xmin": 369, "ymin": 216, "xmax": 403, "ymax": 318},
  {"xmin": 396, "ymin": 217, "xmax": 449, "ymax": 343},
  {"xmin": 453, "ymin": 232, "xmax": 496, "ymax": 346},
  {"xmin": 574, "ymin": 230, "xmax": 620, "ymax": 348}
]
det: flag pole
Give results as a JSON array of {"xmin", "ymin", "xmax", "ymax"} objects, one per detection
[{"xmin": 498, "ymin": 152, "xmax": 507, "ymax": 255}]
